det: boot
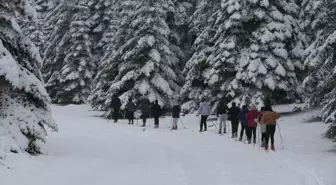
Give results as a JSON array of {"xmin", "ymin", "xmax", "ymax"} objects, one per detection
[
  {"xmin": 199, "ymin": 130, "xmax": 203, "ymax": 132},
  {"xmin": 223, "ymin": 129, "xmax": 226, "ymax": 134},
  {"xmin": 204, "ymin": 127, "xmax": 207, "ymax": 131},
  {"xmin": 260, "ymin": 142, "xmax": 265, "ymax": 147},
  {"xmin": 231, "ymin": 135, "xmax": 234, "ymax": 138},
  {"xmin": 265, "ymin": 144, "xmax": 268, "ymax": 151},
  {"xmin": 218, "ymin": 131, "xmax": 222, "ymax": 135},
  {"xmin": 114, "ymin": 120, "xmax": 117, "ymax": 123},
  {"xmin": 238, "ymin": 137, "xmax": 243, "ymax": 141},
  {"xmin": 154, "ymin": 125, "xmax": 159, "ymax": 129},
  {"xmin": 248, "ymin": 140, "xmax": 251, "ymax": 144},
  {"xmin": 253, "ymin": 138, "xmax": 256, "ymax": 144},
  {"xmin": 271, "ymin": 145, "xmax": 275, "ymax": 151},
  {"xmin": 141, "ymin": 124, "xmax": 146, "ymax": 127}
]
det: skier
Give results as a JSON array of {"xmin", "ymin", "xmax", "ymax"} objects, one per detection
[
  {"xmin": 171, "ymin": 100, "xmax": 181, "ymax": 130},
  {"xmin": 216, "ymin": 98, "xmax": 229, "ymax": 135},
  {"xmin": 125, "ymin": 98, "xmax": 136, "ymax": 125},
  {"xmin": 229, "ymin": 102, "xmax": 240, "ymax": 138},
  {"xmin": 151, "ymin": 100, "xmax": 162, "ymax": 128},
  {"xmin": 197, "ymin": 99, "xmax": 211, "ymax": 132},
  {"xmin": 260, "ymin": 106, "xmax": 280, "ymax": 151},
  {"xmin": 139, "ymin": 97, "xmax": 150, "ymax": 127},
  {"xmin": 238, "ymin": 105, "xmax": 249, "ymax": 141},
  {"xmin": 111, "ymin": 95, "xmax": 121, "ymax": 123},
  {"xmin": 258, "ymin": 106, "xmax": 267, "ymax": 147},
  {"xmin": 246, "ymin": 104, "xmax": 259, "ymax": 144}
]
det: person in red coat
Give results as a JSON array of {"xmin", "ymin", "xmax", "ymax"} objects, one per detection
[{"xmin": 245, "ymin": 104, "xmax": 259, "ymax": 144}]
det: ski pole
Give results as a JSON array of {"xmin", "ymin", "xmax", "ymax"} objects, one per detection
[
  {"xmin": 257, "ymin": 125, "xmax": 261, "ymax": 152},
  {"xmin": 212, "ymin": 120, "xmax": 219, "ymax": 132},
  {"xmin": 179, "ymin": 118, "xmax": 186, "ymax": 129},
  {"xmin": 277, "ymin": 121, "xmax": 285, "ymax": 149}
]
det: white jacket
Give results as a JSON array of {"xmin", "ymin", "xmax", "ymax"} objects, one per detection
[{"xmin": 197, "ymin": 102, "xmax": 211, "ymax": 116}]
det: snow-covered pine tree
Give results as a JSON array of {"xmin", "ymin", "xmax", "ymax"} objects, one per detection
[
  {"xmin": 298, "ymin": 0, "xmax": 323, "ymax": 48},
  {"xmin": 43, "ymin": 0, "xmax": 95, "ymax": 104},
  {"xmin": 0, "ymin": 0, "xmax": 57, "ymax": 154},
  {"xmin": 205, "ymin": 0, "xmax": 246, "ymax": 103},
  {"xmin": 180, "ymin": 0, "xmax": 220, "ymax": 111},
  {"xmin": 90, "ymin": 0, "xmax": 184, "ymax": 115},
  {"xmin": 87, "ymin": 0, "xmax": 119, "ymax": 62},
  {"xmin": 303, "ymin": 0, "xmax": 336, "ymax": 142},
  {"xmin": 16, "ymin": 0, "xmax": 55, "ymax": 58},
  {"xmin": 232, "ymin": 0, "xmax": 304, "ymax": 106}
]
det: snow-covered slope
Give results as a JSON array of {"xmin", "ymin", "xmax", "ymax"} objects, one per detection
[{"xmin": 0, "ymin": 104, "xmax": 335, "ymax": 185}]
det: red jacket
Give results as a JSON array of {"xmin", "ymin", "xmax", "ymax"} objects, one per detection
[{"xmin": 246, "ymin": 110, "xmax": 259, "ymax": 127}]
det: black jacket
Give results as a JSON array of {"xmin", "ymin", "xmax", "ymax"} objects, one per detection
[
  {"xmin": 172, "ymin": 105, "xmax": 181, "ymax": 118},
  {"xmin": 229, "ymin": 106, "xmax": 240, "ymax": 121},
  {"xmin": 151, "ymin": 104, "xmax": 162, "ymax": 117},
  {"xmin": 111, "ymin": 97, "xmax": 121, "ymax": 109},
  {"xmin": 217, "ymin": 104, "xmax": 229, "ymax": 117}
]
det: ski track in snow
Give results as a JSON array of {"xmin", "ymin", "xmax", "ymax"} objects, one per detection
[{"xmin": 0, "ymin": 104, "xmax": 335, "ymax": 185}]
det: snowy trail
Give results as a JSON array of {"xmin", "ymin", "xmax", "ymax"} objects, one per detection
[{"xmin": 1, "ymin": 105, "xmax": 335, "ymax": 185}]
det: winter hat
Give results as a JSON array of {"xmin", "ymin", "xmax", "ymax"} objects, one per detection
[{"xmin": 251, "ymin": 104, "xmax": 257, "ymax": 110}]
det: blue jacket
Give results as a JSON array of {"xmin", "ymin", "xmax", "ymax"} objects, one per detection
[{"xmin": 239, "ymin": 108, "xmax": 249, "ymax": 125}]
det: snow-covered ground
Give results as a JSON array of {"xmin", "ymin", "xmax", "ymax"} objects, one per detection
[{"xmin": 1, "ymin": 104, "xmax": 335, "ymax": 185}]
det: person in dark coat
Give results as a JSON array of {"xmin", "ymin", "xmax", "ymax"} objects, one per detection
[
  {"xmin": 171, "ymin": 101, "xmax": 181, "ymax": 130},
  {"xmin": 139, "ymin": 97, "xmax": 150, "ymax": 127},
  {"xmin": 151, "ymin": 100, "xmax": 162, "ymax": 128},
  {"xmin": 111, "ymin": 95, "xmax": 121, "ymax": 123},
  {"xmin": 239, "ymin": 105, "xmax": 249, "ymax": 141},
  {"xmin": 229, "ymin": 102, "xmax": 240, "ymax": 138},
  {"xmin": 125, "ymin": 98, "xmax": 136, "ymax": 125},
  {"xmin": 216, "ymin": 98, "xmax": 229, "ymax": 135}
]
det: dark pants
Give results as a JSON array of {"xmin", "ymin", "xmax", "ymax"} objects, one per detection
[
  {"xmin": 261, "ymin": 133, "xmax": 266, "ymax": 143},
  {"xmin": 231, "ymin": 119, "xmax": 239, "ymax": 135},
  {"xmin": 127, "ymin": 111, "xmax": 134, "ymax": 124},
  {"xmin": 142, "ymin": 113, "xmax": 149, "ymax": 125},
  {"xmin": 246, "ymin": 126, "xmax": 256, "ymax": 141},
  {"xmin": 154, "ymin": 116, "xmax": 159, "ymax": 126},
  {"xmin": 113, "ymin": 108, "xmax": 120, "ymax": 122},
  {"xmin": 240, "ymin": 124, "xmax": 247, "ymax": 139},
  {"xmin": 265, "ymin": 125, "xmax": 276, "ymax": 145},
  {"xmin": 200, "ymin": 115, "xmax": 208, "ymax": 131}
]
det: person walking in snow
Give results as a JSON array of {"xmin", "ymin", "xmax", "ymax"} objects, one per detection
[
  {"xmin": 139, "ymin": 97, "xmax": 150, "ymax": 127},
  {"xmin": 216, "ymin": 98, "xmax": 229, "ymax": 135},
  {"xmin": 125, "ymin": 98, "xmax": 136, "ymax": 125},
  {"xmin": 151, "ymin": 100, "xmax": 162, "ymax": 128},
  {"xmin": 229, "ymin": 102, "xmax": 240, "ymax": 138},
  {"xmin": 111, "ymin": 95, "xmax": 121, "ymax": 123},
  {"xmin": 260, "ymin": 106, "xmax": 280, "ymax": 151},
  {"xmin": 197, "ymin": 99, "xmax": 211, "ymax": 132},
  {"xmin": 246, "ymin": 104, "xmax": 259, "ymax": 144},
  {"xmin": 258, "ymin": 106, "xmax": 267, "ymax": 147},
  {"xmin": 171, "ymin": 100, "xmax": 181, "ymax": 130},
  {"xmin": 239, "ymin": 105, "xmax": 249, "ymax": 141}
]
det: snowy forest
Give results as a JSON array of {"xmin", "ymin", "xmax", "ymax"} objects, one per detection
[{"xmin": 0, "ymin": 0, "xmax": 335, "ymax": 155}]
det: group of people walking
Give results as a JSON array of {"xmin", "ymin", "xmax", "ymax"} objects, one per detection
[
  {"xmin": 110, "ymin": 95, "xmax": 181, "ymax": 129},
  {"xmin": 197, "ymin": 98, "xmax": 280, "ymax": 151},
  {"xmin": 111, "ymin": 95, "xmax": 280, "ymax": 151}
]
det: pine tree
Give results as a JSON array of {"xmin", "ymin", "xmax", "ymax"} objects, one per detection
[
  {"xmin": 303, "ymin": 0, "xmax": 336, "ymax": 142},
  {"xmin": 90, "ymin": 0, "xmax": 184, "ymax": 115},
  {"xmin": 206, "ymin": 0, "xmax": 246, "ymax": 102},
  {"xmin": 87, "ymin": 0, "xmax": 119, "ymax": 62},
  {"xmin": 233, "ymin": 0, "xmax": 305, "ymax": 105},
  {"xmin": 44, "ymin": 0, "xmax": 95, "ymax": 104},
  {"xmin": 16, "ymin": 0, "xmax": 55, "ymax": 58},
  {"xmin": 0, "ymin": 0, "xmax": 57, "ymax": 154},
  {"xmin": 180, "ymin": 0, "xmax": 220, "ymax": 111}
]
